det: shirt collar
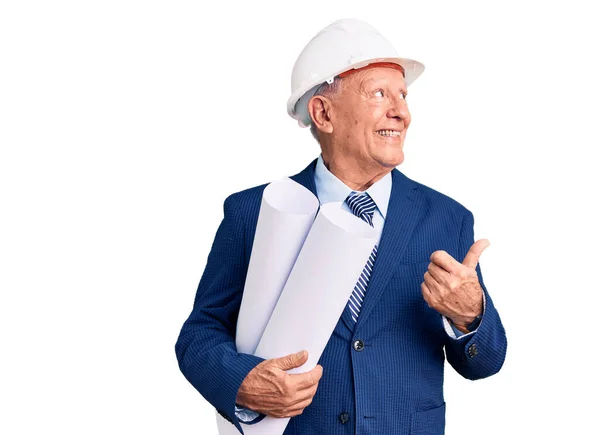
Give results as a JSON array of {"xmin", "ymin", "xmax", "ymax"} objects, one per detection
[{"xmin": 314, "ymin": 153, "xmax": 392, "ymax": 219}]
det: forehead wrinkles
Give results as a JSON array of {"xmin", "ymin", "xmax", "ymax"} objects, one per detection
[{"xmin": 359, "ymin": 74, "xmax": 408, "ymax": 95}]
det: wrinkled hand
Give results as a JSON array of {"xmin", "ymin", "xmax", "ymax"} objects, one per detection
[
  {"xmin": 421, "ymin": 239, "xmax": 489, "ymax": 329},
  {"xmin": 236, "ymin": 350, "xmax": 323, "ymax": 418}
]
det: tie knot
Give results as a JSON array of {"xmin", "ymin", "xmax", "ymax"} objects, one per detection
[{"xmin": 345, "ymin": 191, "xmax": 376, "ymax": 227}]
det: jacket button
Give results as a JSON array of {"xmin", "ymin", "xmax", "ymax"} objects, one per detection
[
  {"xmin": 339, "ymin": 412, "xmax": 349, "ymax": 424},
  {"xmin": 468, "ymin": 343, "xmax": 478, "ymax": 358},
  {"xmin": 353, "ymin": 339, "xmax": 365, "ymax": 351}
]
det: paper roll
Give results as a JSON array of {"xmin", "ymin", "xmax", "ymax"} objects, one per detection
[
  {"xmin": 241, "ymin": 202, "xmax": 377, "ymax": 435},
  {"xmin": 216, "ymin": 178, "xmax": 318, "ymax": 434},
  {"xmin": 235, "ymin": 178, "xmax": 320, "ymax": 355}
]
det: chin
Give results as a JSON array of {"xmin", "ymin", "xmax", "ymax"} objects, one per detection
[
  {"xmin": 371, "ymin": 138, "xmax": 405, "ymax": 167},
  {"xmin": 379, "ymin": 147, "xmax": 405, "ymax": 167}
]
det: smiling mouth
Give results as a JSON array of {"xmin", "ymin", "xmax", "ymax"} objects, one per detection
[{"xmin": 376, "ymin": 129, "xmax": 402, "ymax": 137}]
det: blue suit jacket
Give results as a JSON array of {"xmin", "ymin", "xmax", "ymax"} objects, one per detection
[{"xmin": 175, "ymin": 159, "xmax": 507, "ymax": 435}]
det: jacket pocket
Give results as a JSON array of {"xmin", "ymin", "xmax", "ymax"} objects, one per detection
[{"xmin": 411, "ymin": 402, "xmax": 446, "ymax": 435}]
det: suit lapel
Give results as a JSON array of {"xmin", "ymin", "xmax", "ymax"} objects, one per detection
[
  {"xmin": 353, "ymin": 168, "xmax": 425, "ymax": 332},
  {"xmin": 290, "ymin": 158, "xmax": 318, "ymax": 197}
]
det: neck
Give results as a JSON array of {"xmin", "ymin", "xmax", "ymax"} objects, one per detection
[{"xmin": 321, "ymin": 153, "xmax": 391, "ymax": 191}]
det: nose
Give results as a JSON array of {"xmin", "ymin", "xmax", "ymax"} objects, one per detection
[{"xmin": 386, "ymin": 95, "xmax": 410, "ymax": 123}]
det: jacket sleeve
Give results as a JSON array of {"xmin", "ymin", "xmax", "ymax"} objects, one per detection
[
  {"xmin": 444, "ymin": 209, "xmax": 507, "ymax": 380},
  {"xmin": 175, "ymin": 194, "xmax": 266, "ymax": 435}
]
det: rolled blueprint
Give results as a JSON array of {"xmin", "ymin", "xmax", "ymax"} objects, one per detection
[
  {"xmin": 240, "ymin": 202, "xmax": 378, "ymax": 435},
  {"xmin": 235, "ymin": 177, "xmax": 320, "ymax": 355},
  {"xmin": 216, "ymin": 177, "xmax": 318, "ymax": 434}
]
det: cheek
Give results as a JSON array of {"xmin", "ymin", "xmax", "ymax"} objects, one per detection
[{"xmin": 339, "ymin": 109, "xmax": 361, "ymax": 130}]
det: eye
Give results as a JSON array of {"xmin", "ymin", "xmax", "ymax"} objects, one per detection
[
  {"xmin": 374, "ymin": 89, "xmax": 384, "ymax": 97},
  {"xmin": 400, "ymin": 91, "xmax": 407, "ymax": 100}
]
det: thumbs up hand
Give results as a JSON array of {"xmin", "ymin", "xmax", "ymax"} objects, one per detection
[{"xmin": 421, "ymin": 239, "xmax": 490, "ymax": 331}]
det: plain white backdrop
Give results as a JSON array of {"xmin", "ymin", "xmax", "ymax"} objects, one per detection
[{"xmin": 1, "ymin": 0, "xmax": 599, "ymax": 433}]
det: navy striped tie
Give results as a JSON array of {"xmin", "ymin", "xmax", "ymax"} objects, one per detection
[{"xmin": 345, "ymin": 191, "xmax": 378, "ymax": 322}]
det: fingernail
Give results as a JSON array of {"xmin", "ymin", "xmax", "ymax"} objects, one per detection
[{"xmin": 296, "ymin": 350, "xmax": 306, "ymax": 358}]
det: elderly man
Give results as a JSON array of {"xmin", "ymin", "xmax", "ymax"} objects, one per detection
[{"xmin": 175, "ymin": 19, "xmax": 507, "ymax": 435}]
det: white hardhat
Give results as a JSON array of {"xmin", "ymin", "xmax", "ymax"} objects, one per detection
[{"xmin": 287, "ymin": 18, "xmax": 425, "ymax": 128}]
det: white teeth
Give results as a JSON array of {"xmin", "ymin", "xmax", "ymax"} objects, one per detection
[{"xmin": 376, "ymin": 130, "xmax": 401, "ymax": 137}]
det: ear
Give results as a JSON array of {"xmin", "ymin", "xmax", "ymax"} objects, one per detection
[{"xmin": 308, "ymin": 95, "xmax": 334, "ymax": 134}]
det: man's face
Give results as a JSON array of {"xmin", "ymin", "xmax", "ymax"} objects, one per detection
[{"xmin": 330, "ymin": 67, "xmax": 411, "ymax": 170}]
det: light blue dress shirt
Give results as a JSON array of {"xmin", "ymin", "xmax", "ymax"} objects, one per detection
[{"xmin": 314, "ymin": 153, "xmax": 391, "ymax": 245}]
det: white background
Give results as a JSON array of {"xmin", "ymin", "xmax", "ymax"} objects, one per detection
[{"xmin": 1, "ymin": 0, "xmax": 599, "ymax": 433}]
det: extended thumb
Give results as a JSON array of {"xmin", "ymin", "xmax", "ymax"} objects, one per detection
[{"xmin": 462, "ymin": 238, "xmax": 491, "ymax": 269}]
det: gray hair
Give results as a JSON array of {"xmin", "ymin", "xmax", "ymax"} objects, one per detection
[{"xmin": 309, "ymin": 76, "xmax": 343, "ymax": 143}]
